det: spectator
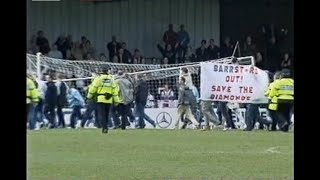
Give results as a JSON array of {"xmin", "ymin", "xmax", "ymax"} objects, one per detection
[
  {"xmin": 255, "ymin": 52, "xmax": 265, "ymax": 69},
  {"xmin": 84, "ymin": 40, "xmax": 96, "ymax": 59},
  {"xmin": 118, "ymin": 48, "xmax": 130, "ymax": 64},
  {"xmin": 151, "ymin": 57, "xmax": 158, "ymax": 64},
  {"xmin": 121, "ymin": 42, "xmax": 133, "ymax": 63},
  {"xmin": 114, "ymin": 70, "xmax": 134, "ymax": 130},
  {"xmin": 67, "ymin": 86, "xmax": 85, "ymax": 129},
  {"xmin": 162, "ymin": 57, "xmax": 169, "ymax": 65},
  {"xmin": 99, "ymin": 53, "xmax": 107, "ymax": 62},
  {"xmin": 265, "ymin": 36, "xmax": 281, "ymax": 73},
  {"xmin": 207, "ymin": 39, "xmax": 220, "ymax": 60},
  {"xmin": 112, "ymin": 55, "xmax": 119, "ymax": 63},
  {"xmin": 162, "ymin": 24, "xmax": 177, "ymax": 49},
  {"xmin": 185, "ymin": 46, "xmax": 196, "ymax": 62},
  {"xmin": 140, "ymin": 58, "xmax": 146, "ymax": 64},
  {"xmin": 175, "ymin": 77, "xmax": 199, "ymax": 129},
  {"xmin": 71, "ymin": 42, "xmax": 84, "ymax": 60},
  {"xmin": 86, "ymin": 53, "xmax": 95, "ymax": 61},
  {"xmin": 146, "ymin": 91, "xmax": 155, "ymax": 108},
  {"xmin": 48, "ymin": 44, "xmax": 63, "ymax": 59},
  {"xmin": 157, "ymin": 43, "xmax": 176, "ymax": 64},
  {"xmin": 28, "ymin": 34, "xmax": 39, "ymax": 55},
  {"xmin": 43, "ymin": 74, "xmax": 57, "ymax": 129},
  {"xmin": 56, "ymin": 74, "xmax": 68, "ymax": 128},
  {"xmin": 196, "ymin": 40, "xmax": 208, "ymax": 62},
  {"xmin": 220, "ymin": 36, "xmax": 234, "ymax": 58},
  {"xmin": 133, "ymin": 58, "xmax": 138, "ymax": 64},
  {"xmin": 36, "ymin": 30, "xmax": 50, "ymax": 54},
  {"xmin": 66, "ymin": 49, "xmax": 75, "ymax": 60},
  {"xmin": 107, "ymin": 36, "xmax": 121, "ymax": 61},
  {"xmin": 132, "ymin": 49, "xmax": 143, "ymax": 63},
  {"xmin": 160, "ymin": 84, "xmax": 174, "ymax": 101},
  {"xmin": 281, "ymin": 52, "xmax": 292, "ymax": 69},
  {"xmin": 176, "ymin": 24, "xmax": 190, "ymax": 63},
  {"xmin": 80, "ymin": 36, "xmax": 87, "ymax": 49},
  {"xmin": 134, "ymin": 74, "xmax": 156, "ymax": 128},
  {"xmin": 242, "ymin": 36, "xmax": 257, "ymax": 56}
]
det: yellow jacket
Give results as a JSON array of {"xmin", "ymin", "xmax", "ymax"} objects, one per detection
[
  {"xmin": 27, "ymin": 78, "xmax": 39, "ymax": 104},
  {"xmin": 270, "ymin": 78, "xmax": 294, "ymax": 102},
  {"xmin": 265, "ymin": 81, "xmax": 280, "ymax": 111},
  {"xmin": 87, "ymin": 74, "xmax": 120, "ymax": 104}
]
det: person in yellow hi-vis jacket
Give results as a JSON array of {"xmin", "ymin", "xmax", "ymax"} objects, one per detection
[
  {"xmin": 268, "ymin": 69, "xmax": 293, "ymax": 132},
  {"xmin": 264, "ymin": 71, "xmax": 281, "ymax": 131},
  {"xmin": 27, "ymin": 75, "xmax": 39, "ymax": 130},
  {"xmin": 87, "ymin": 66, "xmax": 120, "ymax": 133}
]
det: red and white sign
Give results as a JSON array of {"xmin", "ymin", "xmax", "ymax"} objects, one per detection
[{"xmin": 200, "ymin": 62, "xmax": 269, "ymax": 103}]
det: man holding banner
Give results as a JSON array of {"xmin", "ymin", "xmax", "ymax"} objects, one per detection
[{"xmin": 200, "ymin": 58, "xmax": 270, "ymax": 130}]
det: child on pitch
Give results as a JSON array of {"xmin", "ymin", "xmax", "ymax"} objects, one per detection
[{"xmin": 67, "ymin": 85, "xmax": 85, "ymax": 129}]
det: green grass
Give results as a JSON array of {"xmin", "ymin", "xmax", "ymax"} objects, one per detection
[{"xmin": 27, "ymin": 129, "xmax": 293, "ymax": 180}]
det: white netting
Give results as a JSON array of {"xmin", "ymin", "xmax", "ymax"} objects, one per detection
[{"xmin": 26, "ymin": 53, "xmax": 254, "ymax": 107}]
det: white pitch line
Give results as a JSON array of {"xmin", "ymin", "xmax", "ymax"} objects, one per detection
[{"xmin": 265, "ymin": 147, "xmax": 281, "ymax": 154}]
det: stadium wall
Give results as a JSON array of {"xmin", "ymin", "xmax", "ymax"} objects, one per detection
[{"xmin": 27, "ymin": 0, "xmax": 220, "ymax": 57}]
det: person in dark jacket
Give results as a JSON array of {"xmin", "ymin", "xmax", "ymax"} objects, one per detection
[
  {"xmin": 206, "ymin": 39, "xmax": 220, "ymax": 60},
  {"xmin": 176, "ymin": 24, "xmax": 190, "ymax": 63},
  {"xmin": 56, "ymin": 74, "xmax": 68, "ymax": 128},
  {"xmin": 157, "ymin": 43, "xmax": 177, "ymax": 64},
  {"xmin": 220, "ymin": 36, "xmax": 234, "ymax": 58},
  {"xmin": 134, "ymin": 74, "xmax": 156, "ymax": 128},
  {"xmin": 44, "ymin": 74, "xmax": 58, "ymax": 129},
  {"xmin": 107, "ymin": 36, "xmax": 121, "ymax": 61},
  {"xmin": 175, "ymin": 77, "xmax": 199, "ymax": 129},
  {"xmin": 196, "ymin": 40, "xmax": 208, "ymax": 61}
]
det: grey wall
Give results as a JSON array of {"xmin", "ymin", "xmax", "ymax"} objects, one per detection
[{"xmin": 27, "ymin": 0, "xmax": 220, "ymax": 58}]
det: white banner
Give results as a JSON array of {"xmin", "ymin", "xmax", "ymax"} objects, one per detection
[{"xmin": 200, "ymin": 62, "xmax": 269, "ymax": 103}]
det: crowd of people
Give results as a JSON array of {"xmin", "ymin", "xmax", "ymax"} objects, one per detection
[
  {"xmin": 27, "ymin": 23, "xmax": 293, "ymax": 74},
  {"xmin": 26, "ymin": 22, "xmax": 293, "ymax": 132},
  {"xmin": 26, "ymin": 58, "xmax": 293, "ymax": 133}
]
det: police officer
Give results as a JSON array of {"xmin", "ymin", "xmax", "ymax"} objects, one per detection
[
  {"xmin": 269, "ymin": 69, "xmax": 293, "ymax": 132},
  {"xmin": 87, "ymin": 66, "xmax": 120, "ymax": 133},
  {"xmin": 265, "ymin": 71, "xmax": 281, "ymax": 131},
  {"xmin": 27, "ymin": 75, "xmax": 39, "ymax": 130}
]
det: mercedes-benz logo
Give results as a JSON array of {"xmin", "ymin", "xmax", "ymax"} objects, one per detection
[{"xmin": 156, "ymin": 112, "xmax": 172, "ymax": 128}]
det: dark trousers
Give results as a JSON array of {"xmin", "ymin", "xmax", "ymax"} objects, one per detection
[
  {"xmin": 110, "ymin": 105, "xmax": 120, "ymax": 128},
  {"xmin": 268, "ymin": 109, "xmax": 278, "ymax": 130},
  {"xmin": 218, "ymin": 102, "xmax": 235, "ymax": 128},
  {"xmin": 96, "ymin": 103, "xmax": 111, "ymax": 130},
  {"xmin": 44, "ymin": 103, "xmax": 56, "ymax": 128},
  {"xmin": 177, "ymin": 45, "xmax": 187, "ymax": 63},
  {"xmin": 27, "ymin": 104, "xmax": 36, "ymax": 129},
  {"xmin": 245, "ymin": 104, "xmax": 260, "ymax": 131},
  {"xmin": 277, "ymin": 103, "xmax": 293, "ymax": 132},
  {"xmin": 82, "ymin": 101, "xmax": 99, "ymax": 128},
  {"xmin": 136, "ymin": 102, "xmax": 155, "ymax": 128},
  {"xmin": 118, "ymin": 103, "xmax": 131, "ymax": 129},
  {"xmin": 70, "ymin": 106, "xmax": 82, "ymax": 128},
  {"xmin": 57, "ymin": 104, "xmax": 65, "ymax": 127},
  {"xmin": 33, "ymin": 99, "xmax": 44, "ymax": 124}
]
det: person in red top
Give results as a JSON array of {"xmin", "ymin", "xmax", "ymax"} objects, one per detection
[{"xmin": 162, "ymin": 24, "xmax": 177, "ymax": 49}]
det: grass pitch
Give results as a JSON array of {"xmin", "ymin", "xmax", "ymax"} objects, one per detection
[{"xmin": 27, "ymin": 129, "xmax": 293, "ymax": 180}]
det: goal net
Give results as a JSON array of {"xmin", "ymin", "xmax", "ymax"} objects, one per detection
[{"xmin": 26, "ymin": 53, "xmax": 254, "ymax": 108}]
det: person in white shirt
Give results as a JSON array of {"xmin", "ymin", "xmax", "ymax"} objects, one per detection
[
  {"xmin": 146, "ymin": 91, "xmax": 155, "ymax": 108},
  {"xmin": 160, "ymin": 84, "xmax": 174, "ymax": 108},
  {"xmin": 179, "ymin": 67, "xmax": 193, "ymax": 88},
  {"xmin": 48, "ymin": 44, "xmax": 63, "ymax": 59}
]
